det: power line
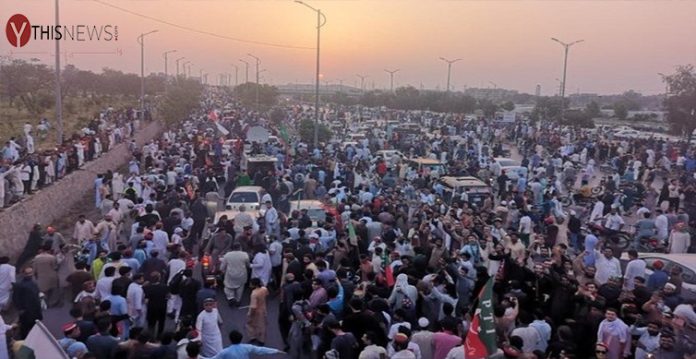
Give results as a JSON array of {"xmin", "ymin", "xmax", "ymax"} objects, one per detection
[{"xmin": 92, "ymin": 0, "xmax": 315, "ymax": 50}]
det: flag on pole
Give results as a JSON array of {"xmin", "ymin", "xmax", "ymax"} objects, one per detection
[
  {"xmin": 23, "ymin": 320, "xmax": 70, "ymax": 359},
  {"xmin": 278, "ymin": 124, "xmax": 290, "ymax": 143},
  {"xmin": 464, "ymin": 276, "xmax": 497, "ymax": 359},
  {"xmin": 347, "ymin": 221, "xmax": 358, "ymax": 247}
]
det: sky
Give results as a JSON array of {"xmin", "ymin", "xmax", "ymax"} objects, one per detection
[{"xmin": 2, "ymin": 0, "xmax": 696, "ymax": 95}]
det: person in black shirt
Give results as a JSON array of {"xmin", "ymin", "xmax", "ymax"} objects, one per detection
[
  {"xmin": 111, "ymin": 266, "xmax": 132, "ymax": 298},
  {"xmin": 326, "ymin": 319, "xmax": 359, "ymax": 359},
  {"xmin": 143, "ymin": 271, "xmax": 169, "ymax": 338}
]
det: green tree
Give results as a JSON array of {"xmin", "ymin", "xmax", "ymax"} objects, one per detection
[
  {"xmin": 298, "ymin": 119, "xmax": 332, "ymax": 144},
  {"xmin": 562, "ymin": 109, "xmax": 594, "ymax": 128},
  {"xmin": 584, "ymin": 101, "xmax": 601, "ymax": 118},
  {"xmin": 478, "ymin": 99, "xmax": 498, "ymax": 117},
  {"xmin": 531, "ymin": 96, "xmax": 567, "ymax": 121},
  {"xmin": 662, "ymin": 65, "xmax": 696, "ymax": 140},
  {"xmin": 500, "ymin": 101, "xmax": 515, "ymax": 111},
  {"xmin": 158, "ymin": 78, "xmax": 203, "ymax": 124},
  {"xmin": 234, "ymin": 83, "xmax": 278, "ymax": 107},
  {"xmin": 614, "ymin": 102, "xmax": 628, "ymax": 120}
]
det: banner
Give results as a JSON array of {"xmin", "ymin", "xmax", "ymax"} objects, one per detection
[
  {"xmin": 24, "ymin": 320, "xmax": 70, "ymax": 359},
  {"xmin": 464, "ymin": 277, "xmax": 497, "ymax": 358},
  {"xmin": 347, "ymin": 222, "xmax": 358, "ymax": 247}
]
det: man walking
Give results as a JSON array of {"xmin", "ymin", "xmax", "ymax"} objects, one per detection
[{"xmin": 220, "ymin": 243, "xmax": 249, "ymax": 307}]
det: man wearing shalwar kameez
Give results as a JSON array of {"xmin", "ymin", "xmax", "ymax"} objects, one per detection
[
  {"xmin": 196, "ymin": 298, "xmax": 223, "ymax": 357},
  {"xmin": 597, "ymin": 308, "xmax": 631, "ymax": 359}
]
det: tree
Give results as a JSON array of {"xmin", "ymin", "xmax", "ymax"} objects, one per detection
[
  {"xmin": 158, "ymin": 78, "xmax": 203, "ymax": 124},
  {"xmin": 530, "ymin": 96, "xmax": 567, "ymax": 122},
  {"xmin": 585, "ymin": 101, "xmax": 601, "ymax": 118},
  {"xmin": 298, "ymin": 119, "xmax": 332, "ymax": 144},
  {"xmin": 562, "ymin": 109, "xmax": 594, "ymax": 128},
  {"xmin": 614, "ymin": 102, "xmax": 628, "ymax": 120},
  {"xmin": 233, "ymin": 83, "xmax": 278, "ymax": 107},
  {"xmin": 662, "ymin": 65, "xmax": 696, "ymax": 140},
  {"xmin": 478, "ymin": 99, "xmax": 498, "ymax": 118},
  {"xmin": 500, "ymin": 101, "xmax": 515, "ymax": 111}
]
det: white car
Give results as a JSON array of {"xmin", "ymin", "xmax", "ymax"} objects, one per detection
[
  {"xmin": 373, "ymin": 150, "xmax": 404, "ymax": 166},
  {"xmin": 225, "ymin": 186, "xmax": 267, "ymax": 213},
  {"xmin": 625, "ymin": 253, "xmax": 696, "ymax": 299},
  {"xmin": 492, "ymin": 157, "xmax": 528, "ymax": 181}
]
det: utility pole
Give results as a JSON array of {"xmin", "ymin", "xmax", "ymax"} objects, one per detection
[
  {"xmin": 55, "ymin": 0, "xmax": 63, "ymax": 144},
  {"xmin": 384, "ymin": 69, "xmax": 399, "ymax": 92},
  {"xmin": 162, "ymin": 49, "xmax": 176, "ymax": 79},
  {"xmin": 439, "ymin": 57, "xmax": 462, "ymax": 93},
  {"xmin": 551, "ymin": 37, "xmax": 584, "ymax": 98},
  {"xmin": 138, "ymin": 30, "xmax": 158, "ymax": 122},
  {"xmin": 356, "ymin": 74, "xmax": 367, "ymax": 92},
  {"xmin": 175, "ymin": 57, "xmax": 185, "ymax": 77}
]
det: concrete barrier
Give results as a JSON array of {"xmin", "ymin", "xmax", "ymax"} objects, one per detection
[{"xmin": 0, "ymin": 120, "xmax": 164, "ymax": 261}]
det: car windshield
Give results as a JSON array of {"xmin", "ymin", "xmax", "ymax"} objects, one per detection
[
  {"xmin": 498, "ymin": 159, "xmax": 519, "ymax": 167},
  {"xmin": 307, "ymin": 209, "xmax": 327, "ymax": 221},
  {"xmin": 228, "ymin": 192, "xmax": 258, "ymax": 203}
]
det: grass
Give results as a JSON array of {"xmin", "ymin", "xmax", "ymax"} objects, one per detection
[{"xmin": 0, "ymin": 95, "xmax": 138, "ymax": 151}]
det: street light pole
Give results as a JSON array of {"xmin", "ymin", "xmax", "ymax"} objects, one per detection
[
  {"xmin": 199, "ymin": 69, "xmax": 204, "ymax": 84},
  {"xmin": 163, "ymin": 50, "xmax": 176, "ymax": 79},
  {"xmin": 232, "ymin": 64, "xmax": 239, "ymax": 86},
  {"xmin": 551, "ymin": 37, "xmax": 584, "ymax": 98},
  {"xmin": 239, "ymin": 60, "xmax": 249, "ymax": 83},
  {"xmin": 55, "ymin": 0, "xmax": 63, "ymax": 144},
  {"xmin": 138, "ymin": 29, "xmax": 158, "ymax": 122},
  {"xmin": 295, "ymin": 0, "xmax": 326, "ymax": 148},
  {"xmin": 175, "ymin": 57, "xmax": 185, "ymax": 77},
  {"xmin": 439, "ymin": 57, "xmax": 462, "ymax": 93},
  {"xmin": 384, "ymin": 69, "xmax": 400, "ymax": 92},
  {"xmin": 183, "ymin": 61, "xmax": 191, "ymax": 78},
  {"xmin": 356, "ymin": 74, "xmax": 367, "ymax": 92},
  {"xmin": 248, "ymin": 53, "xmax": 261, "ymax": 109}
]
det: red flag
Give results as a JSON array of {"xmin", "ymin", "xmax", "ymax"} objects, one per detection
[
  {"xmin": 208, "ymin": 110, "xmax": 219, "ymax": 122},
  {"xmin": 464, "ymin": 277, "xmax": 497, "ymax": 358}
]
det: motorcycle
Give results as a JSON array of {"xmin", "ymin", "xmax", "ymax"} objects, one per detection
[
  {"xmin": 637, "ymin": 237, "xmax": 666, "ymax": 253},
  {"xmin": 582, "ymin": 222, "xmax": 631, "ymax": 250}
]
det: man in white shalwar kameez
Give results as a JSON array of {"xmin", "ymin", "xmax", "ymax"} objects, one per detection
[
  {"xmin": 0, "ymin": 257, "xmax": 15, "ymax": 310},
  {"xmin": 196, "ymin": 298, "xmax": 223, "ymax": 357},
  {"xmin": 220, "ymin": 244, "xmax": 249, "ymax": 305}
]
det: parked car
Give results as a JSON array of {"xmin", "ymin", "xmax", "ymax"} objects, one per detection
[
  {"xmin": 225, "ymin": 186, "xmax": 266, "ymax": 212},
  {"xmin": 492, "ymin": 157, "xmax": 528, "ymax": 181},
  {"xmin": 438, "ymin": 176, "xmax": 492, "ymax": 206},
  {"xmin": 621, "ymin": 253, "xmax": 696, "ymax": 299}
]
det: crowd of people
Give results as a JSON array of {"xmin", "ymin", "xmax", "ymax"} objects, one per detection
[
  {"xmin": 1, "ymin": 90, "xmax": 696, "ymax": 359},
  {"xmin": 0, "ymin": 107, "xmax": 146, "ymax": 208}
]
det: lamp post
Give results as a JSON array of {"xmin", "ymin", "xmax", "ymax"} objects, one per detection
[
  {"xmin": 439, "ymin": 57, "xmax": 462, "ymax": 93},
  {"xmin": 54, "ymin": 0, "xmax": 63, "ymax": 144},
  {"xmin": 384, "ymin": 69, "xmax": 399, "ymax": 92},
  {"xmin": 248, "ymin": 53, "xmax": 261, "ymax": 109},
  {"xmin": 183, "ymin": 61, "xmax": 191, "ymax": 78},
  {"xmin": 488, "ymin": 81, "xmax": 497, "ymax": 89},
  {"xmin": 295, "ymin": 0, "xmax": 326, "ymax": 148},
  {"xmin": 199, "ymin": 68, "xmax": 204, "ymax": 84},
  {"xmin": 175, "ymin": 57, "xmax": 185, "ymax": 77},
  {"xmin": 551, "ymin": 37, "xmax": 584, "ymax": 98},
  {"xmin": 138, "ymin": 29, "xmax": 158, "ymax": 122},
  {"xmin": 162, "ymin": 49, "xmax": 176, "ymax": 78},
  {"xmin": 356, "ymin": 74, "xmax": 367, "ymax": 92},
  {"xmin": 232, "ymin": 64, "xmax": 239, "ymax": 86},
  {"xmin": 239, "ymin": 59, "xmax": 249, "ymax": 83}
]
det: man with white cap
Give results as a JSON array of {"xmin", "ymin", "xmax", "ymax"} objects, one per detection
[{"xmin": 411, "ymin": 317, "xmax": 434, "ymax": 359}]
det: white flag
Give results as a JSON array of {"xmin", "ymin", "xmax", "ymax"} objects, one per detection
[{"xmin": 23, "ymin": 321, "xmax": 69, "ymax": 359}]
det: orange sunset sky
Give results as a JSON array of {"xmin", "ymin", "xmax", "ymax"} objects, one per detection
[{"xmin": 2, "ymin": 0, "xmax": 696, "ymax": 95}]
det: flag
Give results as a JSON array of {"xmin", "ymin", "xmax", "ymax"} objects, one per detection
[
  {"xmin": 347, "ymin": 221, "xmax": 358, "ymax": 247},
  {"xmin": 215, "ymin": 122, "xmax": 230, "ymax": 136},
  {"xmin": 24, "ymin": 320, "xmax": 70, "ymax": 359},
  {"xmin": 464, "ymin": 277, "xmax": 497, "ymax": 359},
  {"xmin": 208, "ymin": 110, "xmax": 219, "ymax": 122},
  {"xmin": 278, "ymin": 124, "xmax": 290, "ymax": 143}
]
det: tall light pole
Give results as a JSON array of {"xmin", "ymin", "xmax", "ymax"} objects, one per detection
[
  {"xmin": 55, "ymin": 0, "xmax": 63, "ymax": 144},
  {"xmin": 175, "ymin": 57, "xmax": 185, "ymax": 77},
  {"xmin": 551, "ymin": 37, "xmax": 584, "ymax": 98},
  {"xmin": 199, "ymin": 68, "xmax": 205, "ymax": 84},
  {"xmin": 439, "ymin": 57, "xmax": 462, "ymax": 93},
  {"xmin": 295, "ymin": 0, "xmax": 326, "ymax": 148},
  {"xmin": 248, "ymin": 53, "xmax": 261, "ymax": 109},
  {"xmin": 384, "ymin": 69, "xmax": 399, "ymax": 92},
  {"xmin": 162, "ymin": 49, "xmax": 176, "ymax": 78},
  {"xmin": 356, "ymin": 74, "xmax": 367, "ymax": 92},
  {"xmin": 488, "ymin": 81, "xmax": 497, "ymax": 89},
  {"xmin": 239, "ymin": 59, "xmax": 249, "ymax": 83},
  {"xmin": 138, "ymin": 29, "xmax": 158, "ymax": 122},
  {"xmin": 183, "ymin": 61, "xmax": 191, "ymax": 78},
  {"xmin": 232, "ymin": 64, "xmax": 239, "ymax": 86}
]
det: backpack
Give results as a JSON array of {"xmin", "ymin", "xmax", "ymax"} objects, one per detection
[{"xmin": 168, "ymin": 270, "xmax": 185, "ymax": 294}]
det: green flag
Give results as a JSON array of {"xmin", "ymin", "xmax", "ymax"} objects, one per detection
[
  {"xmin": 464, "ymin": 276, "xmax": 497, "ymax": 358},
  {"xmin": 347, "ymin": 221, "xmax": 358, "ymax": 247}
]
